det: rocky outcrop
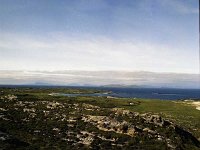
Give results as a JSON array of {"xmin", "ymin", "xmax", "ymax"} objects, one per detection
[
  {"xmin": 82, "ymin": 108, "xmax": 200, "ymax": 149},
  {"xmin": 82, "ymin": 115, "xmax": 137, "ymax": 136}
]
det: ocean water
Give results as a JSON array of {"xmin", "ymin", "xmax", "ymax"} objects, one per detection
[
  {"xmin": 96, "ymin": 87, "xmax": 200, "ymax": 100},
  {"xmin": 58, "ymin": 87, "xmax": 200, "ymax": 100},
  {"xmin": 1, "ymin": 85, "xmax": 200, "ymax": 100}
]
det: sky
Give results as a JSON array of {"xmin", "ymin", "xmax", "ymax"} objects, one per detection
[
  {"xmin": 0, "ymin": 70, "xmax": 200, "ymax": 88},
  {"xmin": 0, "ymin": 0, "xmax": 199, "ymax": 73}
]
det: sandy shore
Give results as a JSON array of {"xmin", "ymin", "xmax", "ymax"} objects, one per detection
[
  {"xmin": 183, "ymin": 100, "xmax": 200, "ymax": 110},
  {"xmin": 191, "ymin": 102, "xmax": 200, "ymax": 110}
]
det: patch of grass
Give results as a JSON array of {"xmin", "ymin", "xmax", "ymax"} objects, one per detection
[
  {"xmin": 121, "ymin": 99, "xmax": 200, "ymax": 138},
  {"xmin": 0, "ymin": 87, "xmax": 199, "ymax": 149}
]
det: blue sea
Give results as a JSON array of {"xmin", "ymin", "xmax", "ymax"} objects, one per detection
[
  {"xmin": 50, "ymin": 86, "xmax": 200, "ymax": 100},
  {"xmin": 1, "ymin": 85, "xmax": 200, "ymax": 100},
  {"xmin": 96, "ymin": 87, "xmax": 200, "ymax": 100},
  {"xmin": 60, "ymin": 87, "xmax": 200, "ymax": 100}
]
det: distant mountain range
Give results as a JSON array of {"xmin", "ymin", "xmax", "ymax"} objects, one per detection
[{"xmin": 0, "ymin": 70, "xmax": 199, "ymax": 89}]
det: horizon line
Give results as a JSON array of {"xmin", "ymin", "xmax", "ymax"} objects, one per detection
[{"xmin": 0, "ymin": 69, "xmax": 199, "ymax": 75}]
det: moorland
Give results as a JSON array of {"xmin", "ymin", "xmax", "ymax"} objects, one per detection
[{"xmin": 0, "ymin": 87, "xmax": 200, "ymax": 149}]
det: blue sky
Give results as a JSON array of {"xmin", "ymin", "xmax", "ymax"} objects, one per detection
[{"xmin": 0, "ymin": 0, "xmax": 199, "ymax": 73}]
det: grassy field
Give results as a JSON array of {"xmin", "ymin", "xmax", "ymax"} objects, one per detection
[
  {"xmin": 75, "ymin": 96, "xmax": 200, "ymax": 138},
  {"xmin": 0, "ymin": 87, "xmax": 199, "ymax": 149}
]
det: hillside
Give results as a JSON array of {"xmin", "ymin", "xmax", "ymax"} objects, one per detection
[{"xmin": 0, "ymin": 87, "xmax": 200, "ymax": 149}]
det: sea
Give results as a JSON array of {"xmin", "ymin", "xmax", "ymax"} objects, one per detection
[
  {"xmin": 96, "ymin": 87, "xmax": 200, "ymax": 100},
  {"xmin": 1, "ymin": 85, "xmax": 200, "ymax": 100}
]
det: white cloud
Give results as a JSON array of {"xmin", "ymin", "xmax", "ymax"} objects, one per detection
[
  {"xmin": 0, "ymin": 32, "xmax": 198, "ymax": 73},
  {"xmin": 0, "ymin": 70, "xmax": 199, "ymax": 88}
]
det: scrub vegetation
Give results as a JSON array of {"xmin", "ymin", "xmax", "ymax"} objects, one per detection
[{"xmin": 0, "ymin": 87, "xmax": 199, "ymax": 149}]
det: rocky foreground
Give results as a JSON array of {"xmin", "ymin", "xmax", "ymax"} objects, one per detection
[{"xmin": 0, "ymin": 92, "xmax": 200, "ymax": 149}]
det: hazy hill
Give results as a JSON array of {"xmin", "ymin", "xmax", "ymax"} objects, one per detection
[{"xmin": 0, "ymin": 70, "xmax": 199, "ymax": 89}]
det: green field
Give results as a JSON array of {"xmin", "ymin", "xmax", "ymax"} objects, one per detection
[{"xmin": 0, "ymin": 87, "xmax": 199, "ymax": 149}]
